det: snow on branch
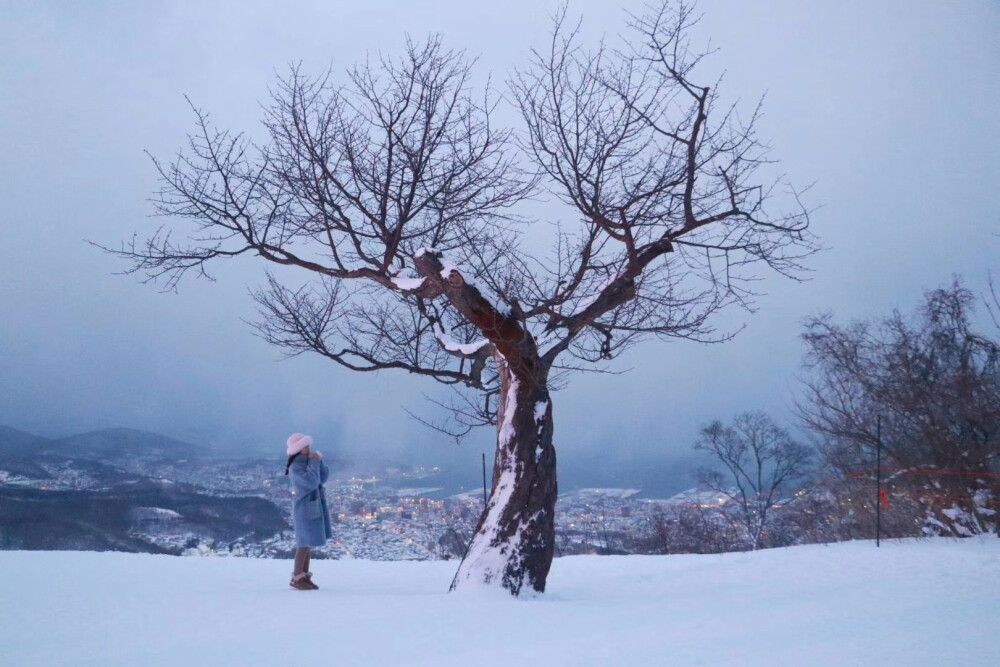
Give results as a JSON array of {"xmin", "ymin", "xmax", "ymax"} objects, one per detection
[
  {"xmin": 389, "ymin": 275, "xmax": 426, "ymax": 291},
  {"xmin": 433, "ymin": 321, "xmax": 490, "ymax": 357}
]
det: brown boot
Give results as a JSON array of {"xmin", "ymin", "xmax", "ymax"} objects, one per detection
[
  {"xmin": 303, "ymin": 573, "xmax": 319, "ymax": 590},
  {"xmin": 289, "ymin": 573, "xmax": 314, "ymax": 590}
]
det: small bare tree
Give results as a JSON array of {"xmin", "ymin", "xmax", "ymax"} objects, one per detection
[
  {"xmin": 102, "ymin": 1, "xmax": 813, "ymax": 595},
  {"xmin": 437, "ymin": 526, "xmax": 469, "ymax": 560},
  {"xmin": 633, "ymin": 505, "xmax": 741, "ymax": 554},
  {"xmin": 695, "ymin": 411, "xmax": 813, "ymax": 550}
]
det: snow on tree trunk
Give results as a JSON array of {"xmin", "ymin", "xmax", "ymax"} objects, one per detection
[{"xmin": 450, "ymin": 352, "xmax": 557, "ymax": 596}]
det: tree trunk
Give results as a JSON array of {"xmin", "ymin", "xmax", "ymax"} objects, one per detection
[{"xmin": 449, "ymin": 352, "xmax": 557, "ymax": 595}]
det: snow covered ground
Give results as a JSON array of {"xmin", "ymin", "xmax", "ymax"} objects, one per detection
[{"xmin": 2, "ymin": 538, "xmax": 998, "ymax": 666}]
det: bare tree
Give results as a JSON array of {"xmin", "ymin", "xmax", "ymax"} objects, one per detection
[
  {"xmin": 101, "ymin": 2, "xmax": 813, "ymax": 595},
  {"xmin": 695, "ymin": 411, "xmax": 813, "ymax": 550},
  {"xmin": 799, "ymin": 281, "xmax": 1000, "ymax": 474},
  {"xmin": 798, "ymin": 281, "xmax": 1000, "ymax": 536}
]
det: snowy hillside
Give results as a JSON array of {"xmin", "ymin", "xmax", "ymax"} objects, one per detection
[{"xmin": 2, "ymin": 539, "xmax": 998, "ymax": 666}]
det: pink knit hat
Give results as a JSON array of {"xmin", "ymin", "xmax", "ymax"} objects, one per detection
[{"xmin": 286, "ymin": 433, "xmax": 313, "ymax": 456}]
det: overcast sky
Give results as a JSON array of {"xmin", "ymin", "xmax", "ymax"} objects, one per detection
[{"xmin": 1, "ymin": 1, "xmax": 998, "ymax": 476}]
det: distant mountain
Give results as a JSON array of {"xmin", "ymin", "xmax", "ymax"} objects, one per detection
[
  {"xmin": 0, "ymin": 425, "xmax": 54, "ymax": 457},
  {"xmin": 1, "ymin": 425, "xmax": 201, "ymax": 463},
  {"xmin": 0, "ymin": 426, "xmax": 55, "ymax": 478},
  {"xmin": 55, "ymin": 428, "xmax": 201, "ymax": 461}
]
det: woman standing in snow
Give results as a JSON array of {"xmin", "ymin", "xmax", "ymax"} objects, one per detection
[{"xmin": 284, "ymin": 433, "xmax": 332, "ymax": 590}]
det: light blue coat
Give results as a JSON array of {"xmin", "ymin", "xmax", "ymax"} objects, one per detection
[{"xmin": 288, "ymin": 455, "xmax": 333, "ymax": 548}]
